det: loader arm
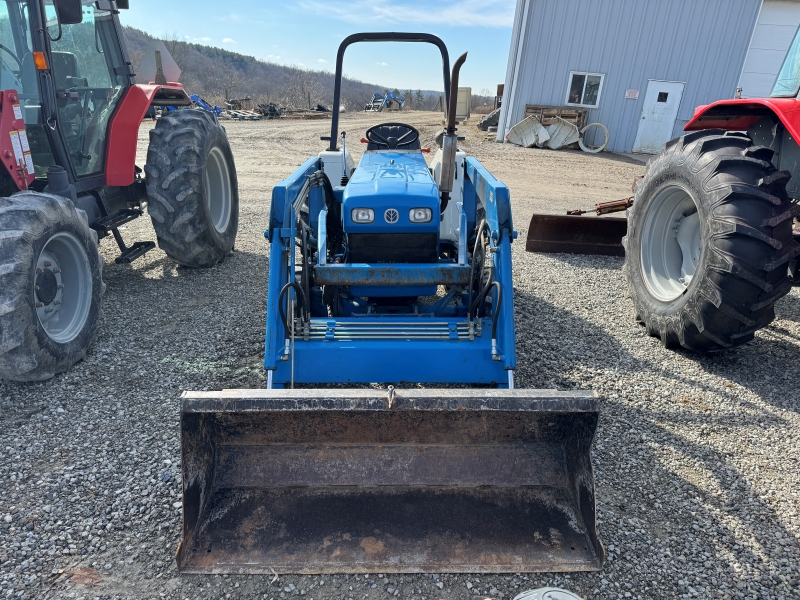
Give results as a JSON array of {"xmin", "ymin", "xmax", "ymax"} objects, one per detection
[{"xmin": 264, "ymin": 155, "xmax": 518, "ymax": 383}]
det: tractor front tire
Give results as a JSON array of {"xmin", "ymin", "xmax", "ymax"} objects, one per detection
[
  {"xmin": 145, "ymin": 109, "xmax": 239, "ymax": 267},
  {"xmin": 0, "ymin": 193, "xmax": 104, "ymax": 381},
  {"xmin": 623, "ymin": 130, "xmax": 800, "ymax": 352}
]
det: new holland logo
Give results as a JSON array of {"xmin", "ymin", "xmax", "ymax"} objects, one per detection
[{"xmin": 384, "ymin": 208, "xmax": 399, "ymax": 224}]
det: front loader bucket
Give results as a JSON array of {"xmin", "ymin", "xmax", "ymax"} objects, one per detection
[
  {"xmin": 177, "ymin": 388, "xmax": 604, "ymax": 574},
  {"xmin": 526, "ymin": 214, "xmax": 627, "ymax": 256}
]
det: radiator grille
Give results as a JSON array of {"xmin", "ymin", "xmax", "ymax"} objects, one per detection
[{"xmin": 348, "ymin": 233, "xmax": 438, "ymax": 263}]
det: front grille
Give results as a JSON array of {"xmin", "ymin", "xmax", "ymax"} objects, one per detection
[{"xmin": 348, "ymin": 233, "xmax": 438, "ymax": 263}]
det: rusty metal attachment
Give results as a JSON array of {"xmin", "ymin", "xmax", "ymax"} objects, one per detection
[
  {"xmin": 567, "ymin": 197, "xmax": 634, "ymax": 216},
  {"xmin": 526, "ymin": 214, "xmax": 628, "ymax": 257},
  {"xmin": 178, "ymin": 388, "xmax": 604, "ymax": 574}
]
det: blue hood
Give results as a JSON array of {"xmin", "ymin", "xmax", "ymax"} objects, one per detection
[{"xmin": 342, "ymin": 152, "xmax": 439, "ymax": 234}]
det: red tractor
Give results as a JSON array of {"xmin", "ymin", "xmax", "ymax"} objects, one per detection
[
  {"xmin": 0, "ymin": 0, "xmax": 239, "ymax": 381},
  {"xmin": 622, "ymin": 36, "xmax": 800, "ymax": 352},
  {"xmin": 528, "ymin": 31, "xmax": 800, "ymax": 352}
]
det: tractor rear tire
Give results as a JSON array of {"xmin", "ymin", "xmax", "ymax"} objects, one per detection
[
  {"xmin": 0, "ymin": 193, "xmax": 104, "ymax": 381},
  {"xmin": 145, "ymin": 109, "xmax": 238, "ymax": 267},
  {"xmin": 623, "ymin": 130, "xmax": 800, "ymax": 352}
]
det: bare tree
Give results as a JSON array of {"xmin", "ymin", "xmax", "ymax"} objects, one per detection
[
  {"xmin": 162, "ymin": 31, "xmax": 188, "ymax": 74},
  {"xmin": 222, "ymin": 69, "xmax": 243, "ymax": 102},
  {"xmin": 284, "ymin": 70, "xmax": 326, "ymax": 109},
  {"xmin": 128, "ymin": 47, "xmax": 145, "ymax": 83}
]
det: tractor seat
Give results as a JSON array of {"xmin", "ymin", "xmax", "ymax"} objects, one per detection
[{"xmin": 366, "ymin": 123, "xmax": 421, "ymax": 151}]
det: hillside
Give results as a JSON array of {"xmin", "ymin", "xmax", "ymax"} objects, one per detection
[{"xmin": 122, "ymin": 28, "xmax": 449, "ymax": 111}]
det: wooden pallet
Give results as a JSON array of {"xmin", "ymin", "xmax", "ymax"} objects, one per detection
[
  {"xmin": 525, "ymin": 105, "xmax": 588, "ymax": 130},
  {"xmin": 226, "ymin": 110, "xmax": 262, "ymax": 121}
]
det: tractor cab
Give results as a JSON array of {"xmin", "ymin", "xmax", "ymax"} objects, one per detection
[
  {"xmin": 0, "ymin": 0, "xmax": 132, "ymax": 192},
  {"xmin": 0, "ymin": 0, "xmax": 238, "ymax": 382}
]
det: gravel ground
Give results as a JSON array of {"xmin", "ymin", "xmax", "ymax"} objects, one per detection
[{"xmin": 1, "ymin": 111, "xmax": 798, "ymax": 600}]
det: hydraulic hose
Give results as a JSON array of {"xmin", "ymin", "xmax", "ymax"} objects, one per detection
[
  {"xmin": 488, "ymin": 280, "xmax": 503, "ymax": 359},
  {"xmin": 467, "ymin": 220, "xmax": 488, "ymax": 321},
  {"xmin": 297, "ymin": 221, "xmax": 312, "ymax": 313},
  {"xmin": 489, "ymin": 281, "xmax": 502, "ymax": 341},
  {"xmin": 470, "ymin": 264, "xmax": 495, "ymax": 321},
  {"xmin": 294, "ymin": 170, "xmax": 343, "ymax": 260},
  {"xmin": 278, "ymin": 281, "xmax": 307, "ymax": 339}
]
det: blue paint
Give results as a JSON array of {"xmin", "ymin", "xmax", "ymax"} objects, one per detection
[
  {"xmin": 465, "ymin": 158, "xmax": 513, "ymax": 236},
  {"xmin": 349, "ymin": 285, "xmax": 437, "ymax": 298},
  {"xmin": 270, "ymin": 322, "xmax": 508, "ymax": 387},
  {"xmin": 343, "ymin": 152, "xmax": 439, "ymax": 234},
  {"xmin": 268, "ymin": 157, "xmax": 320, "ymax": 236},
  {"xmin": 264, "ymin": 145, "xmax": 518, "ymax": 386}
]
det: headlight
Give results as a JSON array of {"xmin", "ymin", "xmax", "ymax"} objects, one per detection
[
  {"xmin": 351, "ymin": 208, "xmax": 374, "ymax": 223},
  {"xmin": 409, "ymin": 208, "xmax": 432, "ymax": 223}
]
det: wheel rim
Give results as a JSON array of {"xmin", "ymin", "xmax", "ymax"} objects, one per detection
[
  {"xmin": 205, "ymin": 146, "xmax": 232, "ymax": 233},
  {"xmin": 640, "ymin": 184, "xmax": 702, "ymax": 302},
  {"xmin": 35, "ymin": 232, "xmax": 92, "ymax": 343}
]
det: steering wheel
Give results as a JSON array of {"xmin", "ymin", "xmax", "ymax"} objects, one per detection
[
  {"xmin": 365, "ymin": 123, "xmax": 420, "ymax": 149},
  {"xmin": 0, "ymin": 44, "xmax": 21, "ymax": 72}
]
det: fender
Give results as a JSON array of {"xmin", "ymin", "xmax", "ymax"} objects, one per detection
[
  {"xmin": 685, "ymin": 97, "xmax": 800, "ymax": 142},
  {"xmin": 105, "ymin": 83, "xmax": 191, "ymax": 187}
]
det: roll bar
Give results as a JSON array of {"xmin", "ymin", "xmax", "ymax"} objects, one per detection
[{"xmin": 328, "ymin": 32, "xmax": 451, "ymax": 151}]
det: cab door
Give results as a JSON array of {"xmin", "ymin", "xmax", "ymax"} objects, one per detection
[{"xmin": 44, "ymin": 1, "xmax": 128, "ymax": 178}]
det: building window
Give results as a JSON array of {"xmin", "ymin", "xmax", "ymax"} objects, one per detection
[{"xmin": 566, "ymin": 72, "xmax": 604, "ymax": 108}]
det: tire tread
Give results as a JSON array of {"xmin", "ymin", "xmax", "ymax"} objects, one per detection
[{"xmin": 625, "ymin": 130, "xmax": 798, "ymax": 352}]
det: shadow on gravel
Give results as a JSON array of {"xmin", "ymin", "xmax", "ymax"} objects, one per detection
[
  {"xmin": 513, "ymin": 291, "xmax": 798, "ymax": 597},
  {"xmin": 673, "ymin": 332, "xmax": 800, "ymax": 415},
  {"xmin": 600, "ymin": 400, "xmax": 798, "ymax": 597},
  {"xmin": 513, "ymin": 289, "xmax": 631, "ymax": 389},
  {"xmin": 774, "ymin": 291, "xmax": 800, "ymax": 323}
]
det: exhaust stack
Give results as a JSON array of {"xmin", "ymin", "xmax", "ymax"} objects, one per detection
[{"xmin": 439, "ymin": 52, "xmax": 467, "ymax": 213}]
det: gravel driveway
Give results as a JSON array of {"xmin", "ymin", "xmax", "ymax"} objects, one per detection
[{"xmin": 1, "ymin": 112, "xmax": 798, "ymax": 600}]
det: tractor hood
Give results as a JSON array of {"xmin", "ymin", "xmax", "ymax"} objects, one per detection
[{"xmin": 343, "ymin": 152, "xmax": 439, "ymax": 234}]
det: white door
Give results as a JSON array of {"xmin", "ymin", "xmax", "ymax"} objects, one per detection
[
  {"xmin": 633, "ymin": 81, "xmax": 685, "ymax": 154},
  {"xmin": 738, "ymin": 1, "xmax": 800, "ymax": 98}
]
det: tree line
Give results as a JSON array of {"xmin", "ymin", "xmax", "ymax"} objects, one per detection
[{"xmin": 124, "ymin": 28, "xmax": 453, "ymax": 112}]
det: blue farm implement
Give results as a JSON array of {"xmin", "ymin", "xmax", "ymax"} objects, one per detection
[
  {"xmin": 178, "ymin": 33, "xmax": 604, "ymax": 575},
  {"xmin": 365, "ymin": 91, "xmax": 405, "ymax": 111}
]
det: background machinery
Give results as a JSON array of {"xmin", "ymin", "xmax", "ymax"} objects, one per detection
[
  {"xmin": 0, "ymin": 0, "xmax": 239, "ymax": 381},
  {"xmin": 364, "ymin": 90, "xmax": 405, "ymax": 112},
  {"xmin": 527, "ymin": 29, "xmax": 800, "ymax": 353},
  {"xmin": 178, "ymin": 33, "xmax": 603, "ymax": 575}
]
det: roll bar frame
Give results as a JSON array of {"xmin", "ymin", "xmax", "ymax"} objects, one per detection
[{"xmin": 328, "ymin": 32, "xmax": 451, "ymax": 151}]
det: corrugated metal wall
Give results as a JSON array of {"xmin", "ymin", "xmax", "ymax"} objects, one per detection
[{"xmin": 498, "ymin": 0, "xmax": 762, "ymax": 153}]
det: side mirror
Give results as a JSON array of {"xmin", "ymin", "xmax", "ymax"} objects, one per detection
[
  {"xmin": 117, "ymin": 0, "xmax": 130, "ymax": 8},
  {"xmin": 54, "ymin": 0, "xmax": 82, "ymax": 24}
]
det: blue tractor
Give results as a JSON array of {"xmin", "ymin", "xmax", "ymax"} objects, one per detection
[
  {"xmin": 178, "ymin": 33, "xmax": 603, "ymax": 575},
  {"xmin": 365, "ymin": 91, "xmax": 405, "ymax": 111}
]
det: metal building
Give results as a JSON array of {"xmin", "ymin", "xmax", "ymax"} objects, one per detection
[{"xmin": 498, "ymin": 0, "xmax": 800, "ymax": 153}]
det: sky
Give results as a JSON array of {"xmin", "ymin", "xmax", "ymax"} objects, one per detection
[{"xmin": 120, "ymin": 0, "xmax": 517, "ymax": 93}]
